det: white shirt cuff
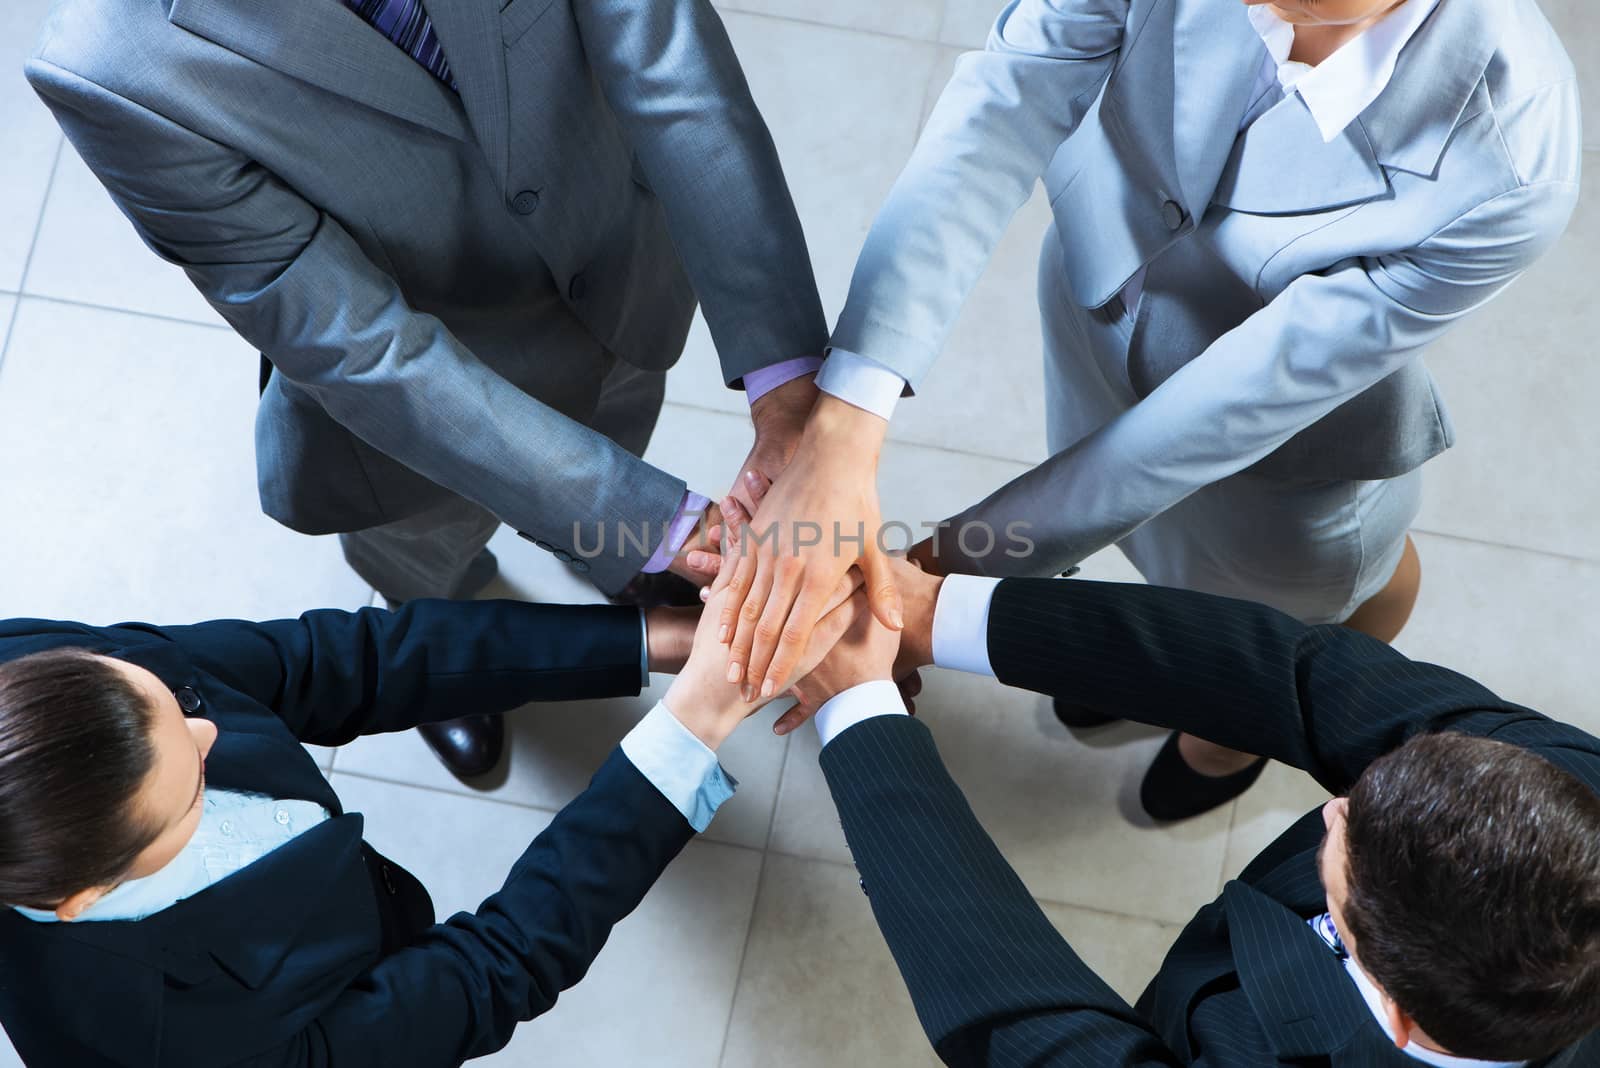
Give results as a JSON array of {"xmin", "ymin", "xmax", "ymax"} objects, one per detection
[
  {"xmin": 816, "ymin": 349, "xmax": 906, "ymax": 421},
  {"xmin": 620, "ymin": 702, "xmax": 738, "ymax": 832},
  {"xmin": 813, "ymin": 679, "xmax": 907, "ymax": 748},
  {"xmin": 932, "ymin": 574, "xmax": 1002, "ymax": 677}
]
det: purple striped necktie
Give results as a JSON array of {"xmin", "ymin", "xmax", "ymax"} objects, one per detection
[{"xmin": 342, "ymin": 0, "xmax": 459, "ymax": 92}]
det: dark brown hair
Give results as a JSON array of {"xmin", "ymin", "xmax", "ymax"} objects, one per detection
[
  {"xmin": 1343, "ymin": 731, "xmax": 1600, "ymax": 1060},
  {"xmin": 0, "ymin": 649, "xmax": 162, "ymax": 909}
]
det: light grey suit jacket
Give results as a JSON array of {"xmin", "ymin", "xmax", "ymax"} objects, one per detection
[
  {"xmin": 27, "ymin": 0, "xmax": 828, "ymax": 592},
  {"xmin": 834, "ymin": 0, "xmax": 1580, "ymax": 576}
]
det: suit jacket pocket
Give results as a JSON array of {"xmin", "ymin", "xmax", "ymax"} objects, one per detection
[{"xmin": 502, "ymin": 0, "xmax": 558, "ymax": 45}]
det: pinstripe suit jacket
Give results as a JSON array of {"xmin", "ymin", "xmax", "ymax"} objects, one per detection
[{"xmin": 820, "ymin": 579, "xmax": 1599, "ymax": 1067}]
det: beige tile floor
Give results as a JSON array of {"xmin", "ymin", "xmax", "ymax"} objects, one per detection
[{"xmin": 1, "ymin": 2, "xmax": 1596, "ymax": 1064}]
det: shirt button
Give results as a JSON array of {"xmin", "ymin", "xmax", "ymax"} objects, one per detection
[
  {"xmin": 553, "ymin": 549, "xmax": 574, "ymax": 564},
  {"xmin": 511, "ymin": 189, "xmax": 540, "ymax": 215},
  {"xmin": 275, "ymin": 808, "xmax": 291, "ymax": 826},
  {"xmin": 1161, "ymin": 198, "xmax": 1186, "ymax": 231},
  {"xmin": 570, "ymin": 559, "xmax": 591, "ymax": 574},
  {"xmin": 568, "ymin": 273, "xmax": 588, "ymax": 301},
  {"xmin": 220, "ymin": 820, "xmax": 234, "ymax": 836},
  {"xmin": 174, "ymin": 687, "xmax": 202, "ymax": 713}
]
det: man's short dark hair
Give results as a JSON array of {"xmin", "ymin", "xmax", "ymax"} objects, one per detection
[
  {"xmin": 1343, "ymin": 731, "xmax": 1600, "ymax": 1060},
  {"xmin": 0, "ymin": 649, "xmax": 162, "ymax": 909}
]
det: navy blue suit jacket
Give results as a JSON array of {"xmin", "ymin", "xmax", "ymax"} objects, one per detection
[
  {"xmin": 0, "ymin": 599, "xmax": 691, "ymax": 1067},
  {"xmin": 821, "ymin": 579, "xmax": 1599, "ymax": 1067}
]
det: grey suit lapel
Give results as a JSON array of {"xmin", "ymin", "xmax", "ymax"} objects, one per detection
[
  {"xmin": 422, "ymin": 1, "xmax": 514, "ymax": 189},
  {"xmin": 1215, "ymin": 0, "xmax": 1496, "ymax": 212},
  {"xmin": 1210, "ymin": 92, "xmax": 1388, "ymax": 214},
  {"xmin": 167, "ymin": 0, "xmax": 470, "ymax": 143},
  {"xmin": 1356, "ymin": 0, "xmax": 1497, "ymax": 177},
  {"xmin": 1167, "ymin": 0, "xmax": 1264, "ymax": 217}
]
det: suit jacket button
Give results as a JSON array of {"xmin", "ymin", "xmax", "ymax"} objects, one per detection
[
  {"xmin": 1161, "ymin": 198, "xmax": 1186, "ymax": 231},
  {"xmin": 175, "ymin": 687, "xmax": 202, "ymax": 713},
  {"xmin": 511, "ymin": 190, "xmax": 540, "ymax": 215},
  {"xmin": 568, "ymin": 273, "xmax": 588, "ymax": 301},
  {"xmin": 859, "ymin": 877, "xmax": 869, "ymax": 898}
]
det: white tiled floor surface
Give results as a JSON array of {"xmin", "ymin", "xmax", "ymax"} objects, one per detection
[{"xmin": 1, "ymin": 2, "xmax": 1596, "ymax": 1065}]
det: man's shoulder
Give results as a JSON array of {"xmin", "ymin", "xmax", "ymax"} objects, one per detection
[{"xmin": 28, "ymin": 0, "xmax": 177, "ymax": 92}]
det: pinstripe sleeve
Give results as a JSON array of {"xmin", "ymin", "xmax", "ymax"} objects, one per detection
[
  {"xmin": 984, "ymin": 578, "xmax": 1600, "ymax": 796},
  {"xmin": 820, "ymin": 715, "xmax": 1183, "ymax": 1067}
]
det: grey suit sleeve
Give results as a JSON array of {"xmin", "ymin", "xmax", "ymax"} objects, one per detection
[
  {"xmin": 25, "ymin": 60, "xmax": 684, "ymax": 593},
  {"xmin": 831, "ymin": 0, "xmax": 1126, "ymax": 389},
  {"xmin": 947, "ymin": 177, "xmax": 1581, "ymax": 577},
  {"xmin": 571, "ymin": 0, "xmax": 829, "ymax": 386}
]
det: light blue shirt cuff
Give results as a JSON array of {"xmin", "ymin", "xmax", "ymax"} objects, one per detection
[
  {"xmin": 932, "ymin": 574, "xmax": 1002, "ymax": 677},
  {"xmin": 814, "ymin": 679, "xmax": 907, "ymax": 748},
  {"xmin": 620, "ymin": 701, "xmax": 738, "ymax": 833},
  {"xmin": 816, "ymin": 349, "xmax": 906, "ymax": 421}
]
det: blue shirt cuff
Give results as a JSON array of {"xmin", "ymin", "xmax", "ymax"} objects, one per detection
[
  {"xmin": 816, "ymin": 349, "xmax": 906, "ymax": 421},
  {"xmin": 620, "ymin": 702, "xmax": 738, "ymax": 833}
]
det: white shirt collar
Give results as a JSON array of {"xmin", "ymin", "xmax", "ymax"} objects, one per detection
[
  {"xmin": 1246, "ymin": 0, "xmax": 1443, "ymax": 142},
  {"xmin": 1342, "ymin": 957, "xmax": 1527, "ymax": 1068}
]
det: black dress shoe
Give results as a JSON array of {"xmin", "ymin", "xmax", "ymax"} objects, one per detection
[
  {"xmin": 417, "ymin": 713, "xmax": 505, "ymax": 780},
  {"xmin": 1140, "ymin": 731, "xmax": 1267, "ymax": 822},
  {"xmin": 610, "ymin": 570, "xmax": 704, "ymax": 610},
  {"xmin": 1053, "ymin": 696, "xmax": 1120, "ymax": 729}
]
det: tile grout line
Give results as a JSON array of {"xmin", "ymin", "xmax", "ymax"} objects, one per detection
[
  {"xmin": 713, "ymin": 733, "xmax": 795, "ymax": 1067},
  {"xmin": 14, "ymin": 290, "xmax": 233, "ymax": 332},
  {"xmin": 0, "ymin": 135, "xmax": 65, "ymax": 378},
  {"xmin": 1217, "ymin": 797, "xmax": 1244, "ymax": 898},
  {"xmin": 1409, "ymin": 525, "xmax": 1600, "ymax": 565},
  {"xmin": 717, "ymin": 3, "xmax": 967, "ymax": 50},
  {"xmin": 715, "ymin": 838, "xmax": 776, "ymax": 1068}
]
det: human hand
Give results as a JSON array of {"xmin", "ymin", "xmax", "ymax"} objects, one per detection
[
  {"xmin": 666, "ymin": 497, "xmax": 726, "ymax": 584},
  {"xmin": 774, "ymin": 553, "xmax": 942, "ymax": 735},
  {"xmin": 733, "ymin": 374, "xmax": 819, "ymax": 515},
  {"xmin": 663, "ymin": 520, "xmax": 863, "ymax": 749},
  {"xmin": 644, "ymin": 606, "xmax": 699, "ymax": 675},
  {"xmin": 780, "ymin": 591, "xmax": 902, "ymax": 723},
  {"xmin": 719, "ymin": 395, "xmax": 903, "ymax": 702}
]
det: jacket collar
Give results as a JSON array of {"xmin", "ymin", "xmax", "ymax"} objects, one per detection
[
  {"xmin": 166, "ymin": 0, "xmax": 474, "ymax": 146},
  {"xmin": 106, "ymin": 633, "xmax": 344, "ymax": 813},
  {"xmin": 1167, "ymin": 0, "xmax": 1495, "ymax": 215},
  {"xmin": 1224, "ymin": 880, "xmax": 1382, "ymax": 1062},
  {"xmin": 1354, "ymin": 0, "xmax": 1497, "ymax": 177},
  {"xmin": 1224, "ymin": 880, "xmax": 1586, "ymax": 1068}
]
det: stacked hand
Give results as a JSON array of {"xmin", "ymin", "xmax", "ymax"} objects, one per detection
[
  {"xmin": 662, "ymin": 505, "xmax": 864, "ymax": 749},
  {"xmin": 714, "ymin": 395, "xmax": 904, "ymax": 703}
]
